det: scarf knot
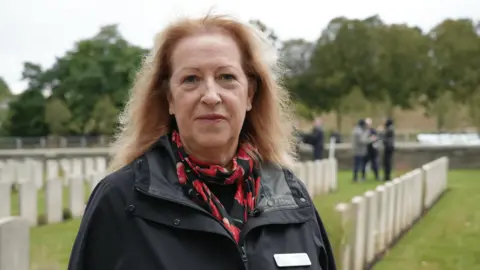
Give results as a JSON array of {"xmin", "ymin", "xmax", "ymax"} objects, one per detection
[{"xmin": 171, "ymin": 130, "xmax": 260, "ymax": 243}]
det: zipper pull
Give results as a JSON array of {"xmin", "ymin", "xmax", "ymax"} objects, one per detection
[{"xmin": 241, "ymin": 245, "xmax": 248, "ymax": 264}]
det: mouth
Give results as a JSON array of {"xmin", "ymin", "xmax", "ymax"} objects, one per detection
[{"xmin": 196, "ymin": 114, "xmax": 227, "ymax": 122}]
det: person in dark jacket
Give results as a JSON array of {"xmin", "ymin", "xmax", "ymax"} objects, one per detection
[
  {"xmin": 330, "ymin": 130, "xmax": 342, "ymax": 144},
  {"xmin": 382, "ymin": 118, "xmax": 395, "ymax": 181},
  {"xmin": 363, "ymin": 118, "xmax": 380, "ymax": 180},
  {"xmin": 68, "ymin": 15, "xmax": 336, "ymax": 270},
  {"xmin": 303, "ymin": 117, "xmax": 325, "ymax": 160}
]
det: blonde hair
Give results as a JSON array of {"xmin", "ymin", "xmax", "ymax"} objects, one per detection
[{"xmin": 109, "ymin": 14, "xmax": 296, "ymax": 172}]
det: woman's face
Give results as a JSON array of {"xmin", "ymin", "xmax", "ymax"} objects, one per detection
[{"xmin": 168, "ymin": 32, "xmax": 254, "ymax": 152}]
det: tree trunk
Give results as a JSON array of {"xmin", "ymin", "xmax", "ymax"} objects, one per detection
[{"xmin": 335, "ymin": 106, "xmax": 343, "ymax": 133}]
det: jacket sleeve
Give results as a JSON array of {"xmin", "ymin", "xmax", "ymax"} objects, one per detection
[
  {"xmin": 293, "ymin": 176, "xmax": 337, "ymax": 270},
  {"xmin": 313, "ymin": 209, "xmax": 337, "ymax": 270},
  {"xmin": 68, "ymin": 177, "xmax": 127, "ymax": 270}
]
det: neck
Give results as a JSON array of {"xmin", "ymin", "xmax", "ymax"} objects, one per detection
[{"xmin": 182, "ymin": 140, "xmax": 238, "ymax": 167}]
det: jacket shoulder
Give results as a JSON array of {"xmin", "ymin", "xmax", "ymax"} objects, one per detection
[
  {"xmin": 69, "ymin": 159, "xmax": 140, "ymax": 270},
  {"xmin": 261, "ymin": 162, "xmax": 312, "ymax": 201},
  {"xmin": 96, "ymin": 159, "xmax": 138, "ymax": 193}
]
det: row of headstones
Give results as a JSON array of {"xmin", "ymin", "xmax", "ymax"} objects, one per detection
[
  {"xmin": 0, "ymin": 157, "xmax": 107, "ymax": 188},
  {"xmin": 0, "ymin": 157, "xmax": 108, "ymax": 226},
  {"xmin": 292, "ymin": 158, "xmax": 338, "ymax": 196},
  {"xmin": 335, "ymin": 156, "xmax": 449, "ymax": 270}
]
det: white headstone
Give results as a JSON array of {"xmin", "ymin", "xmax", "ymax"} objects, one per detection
[
  {"xmin": 0, "ymin": 217, "xmax": 30, "ymax": 270},
  {"xmin": 46, "ymin": 179, "xmax": 63, "ymax": 224},
  {"xmin": 46, "ymin": 159, "xmax": 59, "ymax": 181},
  {"xmin": 95, "ymin": 157, "xmax": 107, "ymax": 173},
  {"xmin": 0, "ymin": 182, "xmax": 11, "ymax": 218},
  {"xmin": 19, "ymin": 182, "xmax": 37, "ymax": 226},
  {"xmin": 351, "ymin": 196, "xmax": 366, "ymax": 270},
  {"xmin": 363, "ymin": 191, "xmax": 377, "ymax": 265},
  {"xmin": 69, "ymin": 176, "xmax": 85, "ymax": 218},
  {"xmin": 72, "ymin": 159, "xmax": 83, "ymax": 177}
]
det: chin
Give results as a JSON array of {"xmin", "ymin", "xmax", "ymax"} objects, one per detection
[{"xmin": 194, "ymin": 132, "xmax": 231, "ymax": 148}]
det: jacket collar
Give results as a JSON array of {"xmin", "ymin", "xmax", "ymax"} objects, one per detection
[{"xmin": 132, "ymin": 135, "xmax": 311, "ymax": 214}]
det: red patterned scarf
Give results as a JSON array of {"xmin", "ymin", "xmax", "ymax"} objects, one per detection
[{"xmin": 171, "ymin": 130, "xmax": 260, "ymax": 243}]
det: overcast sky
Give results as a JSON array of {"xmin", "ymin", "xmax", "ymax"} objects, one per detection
[{"xmin": 1, "ymin": 0, "xmax": 479, "ymax": 94}]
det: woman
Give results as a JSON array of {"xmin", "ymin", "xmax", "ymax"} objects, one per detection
[{"xmin": 68, "ymin": 15, "xmax": 336, "ymax": 270}]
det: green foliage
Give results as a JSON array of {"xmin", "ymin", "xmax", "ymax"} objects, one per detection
[
  {"xmin": 84, "ymin": 95, "xmax": 119, "ymax": 135},
  {"xmin": 0, "ymin": 76, "xmax": 12, "ymax": 100},
  {"xmin": 4, "ymin": 25, "xmax": 147, "ymax": 136},
  {"xmin": 3, "ymin": 17, "xmax": 480, "ymax": 136},
  {"xmin": 279, "ymin": 16, "xmax": 480, "ymax": 130},
  {"xmin": 45, "ymin": 98, "xmax": 72, "ymax": 135},
  {"xmin": 467, "ymin": 88, "xmax": 480, "ymax": 130},
  {"xmin": 5, "ymin": 90, "xmax": 48, "ymax": 136}
]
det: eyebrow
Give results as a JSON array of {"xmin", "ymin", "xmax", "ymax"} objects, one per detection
[{"xmin": 175, "ymin": 65, "xmax": 239, "ymax": 74}]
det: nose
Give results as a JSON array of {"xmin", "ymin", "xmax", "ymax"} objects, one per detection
[{"xmin": 200, "ymin": 79, "xmax": 221, "ymax": 106}]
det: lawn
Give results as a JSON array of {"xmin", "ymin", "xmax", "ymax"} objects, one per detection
[
  {"xmin": 313, "ymin": 171, "xmax": 401, "ymax": 261},
  {"xmin": 27, "ymin": 170, "xmax": 480, "ymax": 270},
  {"xmin": 374, "ymin": 170, "xmax": 480, "ymax": 270}
]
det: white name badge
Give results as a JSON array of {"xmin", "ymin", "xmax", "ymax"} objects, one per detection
[{"xmin": 273, "ymin": 253, "xmax": 312, "ymax": 267}]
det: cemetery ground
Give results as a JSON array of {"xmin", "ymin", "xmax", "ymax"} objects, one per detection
[
  {"xmin": 25, "ymin": 170, "xmax": 479, "ymax": 270},
  {"xmin": 373, "ymin": 170, "xmax": 480, "ymax": 270}
]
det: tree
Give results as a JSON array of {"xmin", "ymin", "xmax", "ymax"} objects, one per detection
[
  {"xmin": 468, "ymin": 88, "xmax": 480, "ymax": 130},
  {"xmin": 44, "ymin": 24, "xmax": 147, "ymax": 134},
  {"xmin": 249, "ymin": 19, "xmax": 280, "ymax": 48},
  {"xmin": 84, "ymin": 95, "xmax": 119, "ymax": 135},
  {"xmin": 0, "ymin": 77, "xmax": 12, "ymax": 100},
  {"xmin": 21, "ymin": 62, "xmax": 46, "ymax": 91},
  {"xmin": 293, "ymin": 17, "xmax": 382, "ymax": 130},
  {"xmin": 373, "ymin": 24, "xmax": 432, "ymax": 116},
  {"xmin": 0, "ymin": 77, "xmax": 12, "ymax": 132},
  {"xmin": 45, "ymin": 98, "xmax": 72, "ymax": 135},
  {"xmin": 429, "ymin": 19, "xmax": 480, "ymax": 102},
  {"xmin": 280, "ymin": 39, "xmax": 314, "ymax": 77},
  {"xmin": 4, "ymin": 62, "xmax": 49, "ymax": 136},
  {"xmin": 4, "ymin": 90, "xmax": 48, "ymax": 136}
]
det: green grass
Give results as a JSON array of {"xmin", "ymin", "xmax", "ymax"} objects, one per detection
[
  {"xmin": 314, "ymin": 171, "xmax": 402, "ymax": 261},
  {"xmin": 374, "ymin": 170, "xmax": 480, "ymax": 270},
  {"xmin": 30, "ymin": 219, "xmax": 81, "ymax": 270},
  {"xmin": 26, "ymin": 170, "xmax": 480, "ymax": 270}
]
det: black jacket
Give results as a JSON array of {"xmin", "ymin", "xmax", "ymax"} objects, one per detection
[
  {"xmin": 68, "ymin": 136, "xmax": 336, "ymax": 270},
  {"xmin": 367, "ymin": 128, "xmax": 379, "ymax": 155},
  {"xmin": 383, "ymin": 122, "xmax": 395, "ymax": 151},
  {"xmin": 303, "ymin": 126, "xmax": 325, "ymax": 159}
]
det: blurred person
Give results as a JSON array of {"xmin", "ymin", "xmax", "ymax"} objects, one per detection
[
  {"xmin": 303, "ymin": 117, "xmax": 325, "ymax": 160},
  {"xmin": 68, "ymin": 15, "xmax": 336, "ymax": 270},
  {"xmin": 352, "ymin": 119, "xmax": 371, "ymax": 182},
  {"xmin": 382, "ymin": 118, "xmax": 395, "ymax": 181},
  {"xmin": 330, "ymin": 130, "xmax": 342, "ymax": 144},
  {"xmin": 363, "ymin": 117, "xmax": 380, "ymax": 180}
]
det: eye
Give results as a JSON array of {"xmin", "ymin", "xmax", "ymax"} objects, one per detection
[
  {"xmin": 219, "ymin": 74, "xmax": 236, "ymax": 81},
  {"xmin": 183, "ymin": 75, "xmax": 199, "ymax": 84}
]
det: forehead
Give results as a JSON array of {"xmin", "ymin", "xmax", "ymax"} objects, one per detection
[{"xmin": 171, "ymin": 33, "xmax": 243, "ymax": 70}]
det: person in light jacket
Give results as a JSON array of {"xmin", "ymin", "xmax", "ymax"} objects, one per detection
[
  {"xmin": 352, "ymin": 119, "xmax": 373, "ymax": 182},
  {"xmin": 68, "ymin": 14, "xmax": 336, "ymax": 270}
]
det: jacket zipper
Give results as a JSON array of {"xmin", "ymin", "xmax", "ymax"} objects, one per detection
[
  {"xmin": 135, "ymin": 186, "xmax": 250, "ymax": 269},
  {"xmin": 241, "ymin": 245, "xmax": 249, "ymax": 269}
]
